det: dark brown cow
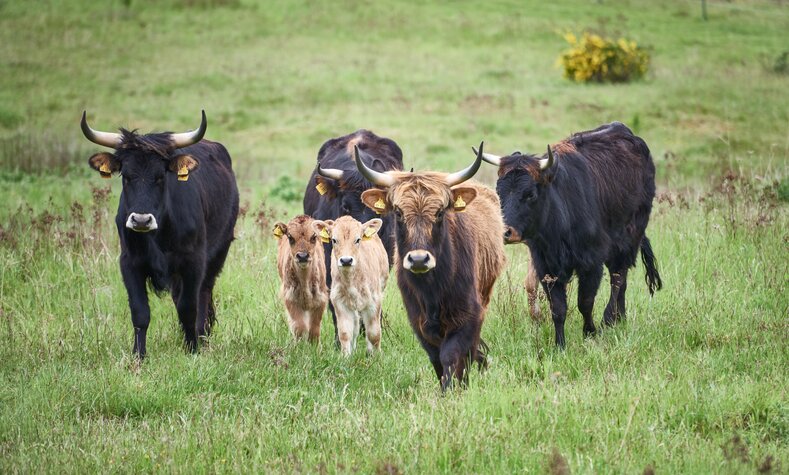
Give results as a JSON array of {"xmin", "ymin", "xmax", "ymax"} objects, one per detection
[
  {"xmin": 479, "ymin": 122, "xmax": 662, "ymax": 348},
  {"xmin": 356, "ymin": 145, "xmax": 505, "ymax": 391}
]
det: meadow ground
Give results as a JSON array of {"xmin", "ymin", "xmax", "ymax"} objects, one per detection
[{"xmin": 0, "ymin": 0, "xmax": 787, "ymax": 473}]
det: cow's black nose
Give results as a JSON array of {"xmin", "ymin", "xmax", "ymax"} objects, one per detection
[
  {"xmin": 296, "ymin": 252, "xmax": 309, "ymax": 262},
  {"xmin": 407, "ymin": 253, "xmax": 430, "ymax": 266},
  {"xmin": 132, "ymin": 215, "xmax": 151, "ymax": 226},
  {"xmin": 339, "ymin": 256, "xmax": 354, "ymax": 267}
]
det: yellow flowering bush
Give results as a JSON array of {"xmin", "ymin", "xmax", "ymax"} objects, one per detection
[{"xmin": 559, "ymin": 32, "xmax": 649, "ymax": 83}]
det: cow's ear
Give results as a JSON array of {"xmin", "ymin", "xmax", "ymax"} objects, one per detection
[
  {"xmin": 88, "ymin": 152, "xmax": 120, "ymax": 179},
  {"xmin": 361, "ymin": 189, "xmax": 390, "ymax": 215},
  {"xmin": 450, "ymin": 187, "xmax": 477, "ymax": 212},
  {"xmin": 361, "ymin": 218, "xmax": 383, "ymax": 240},
  {"xmin": 312, "ymin": 220, "xmax": 332, "ymax": 243},
  {"xmin": 273, "ymin": 222, "xmax": 287, "ymax": 239},
  {"xmin": 314, "ymin": 176, "xmax": 337, "ymax": 198},
  {"xmin": 169, "ymin": 154, "xmax": 199, "ymax": 182}
]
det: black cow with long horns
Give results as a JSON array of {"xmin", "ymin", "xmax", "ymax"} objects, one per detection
[
  {"xmin": 355, "ymin": 145, "xmax": 506, "ymax": 391},
  {"xmin": 477, "ymin": 122, "xmax": 662, "ymax": 348},
  {"xmin": 303, "ymin": 130, "xmax": 403, "ymax": 343},
  {"xmin": 81, "ymin": 111, "xmax": 239, "ymax": 358}
]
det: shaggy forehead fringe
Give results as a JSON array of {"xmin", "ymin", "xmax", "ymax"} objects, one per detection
[
  {"xmin": 118, "ymin": 129, "xmax": 175, "ymax": 158},
  {"xmin": 388, "ymin": 172, "xmax": 453, "ymax": 211}
]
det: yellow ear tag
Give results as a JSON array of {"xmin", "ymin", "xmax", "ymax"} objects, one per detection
[
  {"xmin": 373, "ymin": 198, "xmax": 386, "ymax": 214},
  {"xmin": 319, "ymin": 228, "xmax": 331, "ymax": 244},
  {"xmin": 454, "ymin": 195, "xmax": 466, "ymax": 212},
  {"xmin": 363, "ymin": 227, "xmax": 377, "ymax": 240},
  {"xmin": 99, "ymin": 163, "xmax": 112, "ymax": 178},
  {"xmin": 273, "ymin": 227, "xmax": 284, "ymax": 238},
  {"xmin": 177, "ymin": 165, "xmax": 189, "ymax": 181},
  {"xmin": 315, "ymin": 182, "xmax": 328, "ymax": 195}
]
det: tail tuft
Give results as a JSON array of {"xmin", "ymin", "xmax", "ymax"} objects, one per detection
[{"xmin": 640, "ymin": 237, "xmax": 663, "ymax": 296}]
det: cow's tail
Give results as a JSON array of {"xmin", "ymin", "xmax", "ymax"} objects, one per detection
[{"xmin": 640, "ymin": 236, "xmax": 663, "ymax": 296}]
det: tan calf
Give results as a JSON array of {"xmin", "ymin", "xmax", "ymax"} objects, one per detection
[
  {"xmin": 312, "ymin": 216, "xmax": 389, "ymax": 355},
  {"xmin": 273, "ymin": 215, "xmax": 329, "ymax": 343}
]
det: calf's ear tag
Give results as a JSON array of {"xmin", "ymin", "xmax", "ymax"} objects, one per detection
[
  {"xmin": 319, "ymin": 228, "xmax": 331, "ymax": 243},
  {"xmin": 315, "ymin": 182, "xmax": 328, "ymax": 195},
  {"xmin": 99, "ymin": 163, "xmax": 112, "ymax": 178},
  {"xmin": 363, "ymin": 227, "xmax": 377, "ymax": 239},
  {"xmin": 454, "ymin": 195, "xmax": 466, "ymax": 211},
  {"xmin": 177, "ymin": 165, "xmax": 189, "ymax": 181},
  {"xmin": 273, "ymin": 227, "xmax": 284, "ymax": 238}
]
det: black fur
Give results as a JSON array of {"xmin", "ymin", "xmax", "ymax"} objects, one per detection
[
  {"xmin": 493, "ymin": 122, "xmax": 662, "ymax": 347},
  {"xmin": 101, "ymin": 129, "xmax": 238, "ymax": 358}
]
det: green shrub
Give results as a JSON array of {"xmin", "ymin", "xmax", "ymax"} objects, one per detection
[{"xmin": 558, "ymin": 32, "xmax": 650, "ymax": 83}]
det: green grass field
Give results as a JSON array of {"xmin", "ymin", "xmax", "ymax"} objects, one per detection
[{"xmin": 1, "ymin": 0, "xmax": 787, "ymax": 473}]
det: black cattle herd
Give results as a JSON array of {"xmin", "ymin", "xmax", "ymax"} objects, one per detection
[{"xmin": 80, "ymin": 111, "xmax": 662, "ymax": 389}]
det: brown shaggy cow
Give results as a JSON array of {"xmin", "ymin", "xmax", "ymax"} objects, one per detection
[
  {"xmin": 356, "ymin": 144, "xmax": 505, "ymax": 390},
  {"xmin": 273, "ymin": 215, "xmax": 329, "ymax": 343},
  {"xmin": 312, "ymin": 216, "xmax": 389, "ymax": 356}
]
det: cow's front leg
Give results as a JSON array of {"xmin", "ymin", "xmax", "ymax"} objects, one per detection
[
  {"xmin": 362, "ymin": 303, "xmax": 382, "ymax": 354},
  {"xmin": 333, "ymin": 300, "xmax": 356, "ymax": 356},
  {"xmin": 176, "ymin": 266, "xmax": 203, "ymax": 353},
  {"xmin": 120, "ymin": 256, "xmax": 150, "ymax": 359},
  {"xmin": 439, "ymin": 325, "xmax": 476, "ymax": 391},
  {"xmin": 544, "ymin": 281, "xmax": 568, "ymax": 348}
]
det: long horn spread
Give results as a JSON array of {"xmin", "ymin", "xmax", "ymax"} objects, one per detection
[
  {"xmin": 318, "ymin": 167, "xmax": 344, "ymax": 180},
  {"xmin": 446, "ymin": 141, "xmax": 484, "ymax": 186},
  {"xmin": 170, "ymin": 110, "xmax": 207, "ymax": 148},
  {"xmin": 472, "ymin": 145, "xmax": 502, "ymax": 166},
  {"xmin": 354, "ymin": 145, "xmax": 395, "ymax": 187},
  {"xmin": 81, "ymin": 111, "xmax": 122, "ymax": 148},
  {"xmin": 539, "ymin": 145, "xmax": 555, "ymax": 170}
]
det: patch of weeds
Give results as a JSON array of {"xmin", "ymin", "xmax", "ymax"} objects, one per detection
[{"xmin": 269, "ymin": 174, "xmax": 302, "ymax": 203}]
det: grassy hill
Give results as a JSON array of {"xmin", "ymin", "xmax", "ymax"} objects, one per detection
[{"xmin": 0, "ymin": 0, "xmax": 787, "ymax": 473}]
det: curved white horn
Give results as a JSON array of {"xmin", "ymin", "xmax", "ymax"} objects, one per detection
[
  {"xmin": 354, "ymin": 145, "xmax": 395, "ymax": 187},
  {"xmin": 445, "ymin": 141, "xmax": 484, "ymax": 186},
  {"xmin": 170, "ymin": 110, "xmax": 207, "ymax": 148},
  {"xmin": 472, "ymin": 146, "xmax": 502, "ymax": 166},
  {"xmin": 318, "ymin": 167, "xmax": 344, "ymax": 180},
  {"xmin": 539, "ymin": 145, "xmax": 555, "ymax": 170},
  {"xmin": 81, "ymin": 111, "xmax": 122, "ymax": 148}
]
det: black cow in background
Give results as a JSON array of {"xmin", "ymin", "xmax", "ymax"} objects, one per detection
[
  {"xmin": 303, "ymin": 130, "xmax": 403, "ymax": 343},
  {"xmin": 81, "ymin": 111, "xmax": 239, "ymax": 358},
  {"xmin": 478, "ymin": 122, "xmax": 662, "ymax": 347}
]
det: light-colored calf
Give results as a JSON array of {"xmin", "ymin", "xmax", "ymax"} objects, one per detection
[
  {"xmin": 312, "ymin": 216, "xmax": 388, "ymax": 355},
  {"xmin": 273, "ymin": 215, "xmax": 328, "ymax": 343}
]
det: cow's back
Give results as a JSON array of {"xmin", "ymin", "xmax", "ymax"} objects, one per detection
[
  {"xmin": 458, "ymin": 181, "xmax": 506, "ymax": 309},
  {"xmin": 562, "ymin": 123, "xmax": 655, "ymax": 228}
]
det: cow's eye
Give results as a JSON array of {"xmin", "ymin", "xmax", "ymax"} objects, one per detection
[
  {"xmin": 435, "ymin": 208, "xmax": 445, "ymax": 222},
  {"xmin": 355, "ymin": 237, "xmax": 361, "ymax": 245},
  {"xmin": 331, "ymin": 238, "xmax": 337, "ymax": 244},
  {"xmin": 523, "ymin": 190, "xmax": 537, "ymax": 202},
  {"xmin": 394, "ymin": 208, "xmax": 403, "ymax": 220},
  {"xmin": 155, "ymin": 176, "xmax": 164, "ymax": 185},
  {"xmin": 287, "ymin": 236, "xmax": 295, "ymax": 245},
  {"xmin": 310, "ymin": 235, "xmax": 317, "ymax": 243}
]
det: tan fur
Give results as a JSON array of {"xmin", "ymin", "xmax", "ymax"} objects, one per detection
[
  {"xmin": 274, "ymin": 215, "xmax": 328, "ymax": 343},
  {"xmin": 346, "ymin": 135, "xmax": 363, "ymax": 155},
  {"xmin": 314, "ymin": 216, "xmax": 389, "ymax": 355}
]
